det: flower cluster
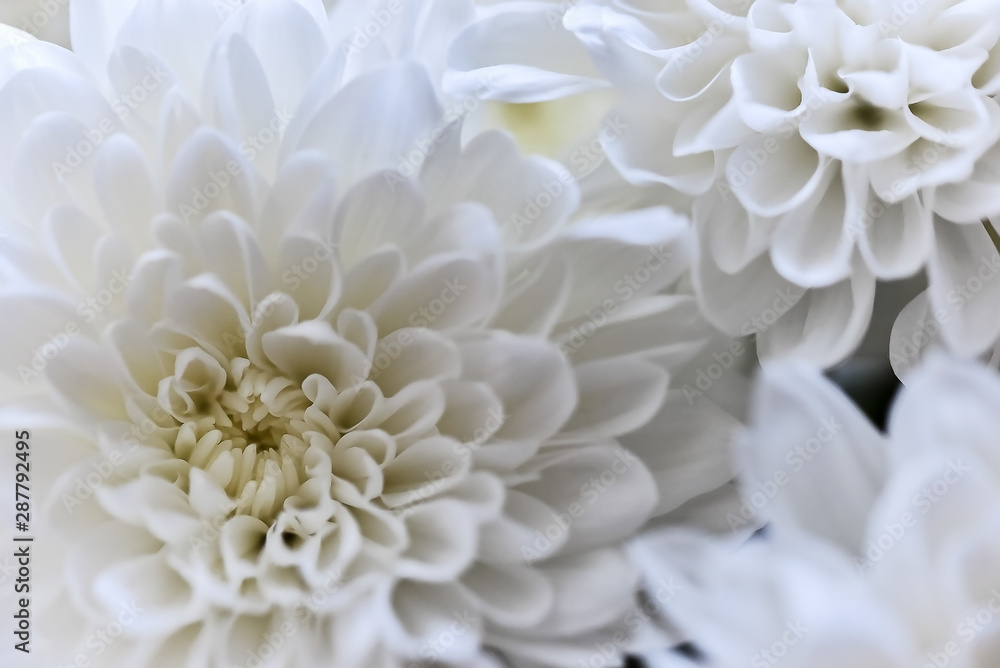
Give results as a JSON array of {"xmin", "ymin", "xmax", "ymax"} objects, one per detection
[{"xmin": 3, "ymin": 0, "xmax": 1000, "ymax": 667}]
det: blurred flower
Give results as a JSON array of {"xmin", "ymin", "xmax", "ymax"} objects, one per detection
[
  {"xmin": 629, "ymin": 355, "xmax": 1000, "ymax": 667},
  {"xmin": 0, "ymin": 0, "xmax": 731, "ymax": 666}
]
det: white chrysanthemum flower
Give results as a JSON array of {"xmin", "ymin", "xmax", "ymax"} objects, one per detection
[
  {"xmin": 446, "ymin": 0, "xmax": 1000, "ymax": 366},
  {"xmin": 689, "ymin": 0, "xmax": 1000, "ymax": 366},
  {"xmin": 629, "ymin": 355, "xmax": 1000, "ymax": 667},
  {"xmin": 0, "ymin": 1, "xmax": 727, "ymax": 666}
]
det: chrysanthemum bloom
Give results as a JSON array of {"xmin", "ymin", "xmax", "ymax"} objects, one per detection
[
  {"xmin": 447, "ymin": 0, "xmax": 1000, "ymax": 367},
  {"xmin": 628, "ymin": 355, "xmax": 1000, "ymax": 667},
  {"xmin": 0, "ymin": 0, "xmax": 725, "ymax": 666}
]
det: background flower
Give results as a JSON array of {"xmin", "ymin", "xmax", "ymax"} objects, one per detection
[
  {"xmin": 445, "ymin": 0, "xmax": 1000, "ymax": 368},
  {"xmin": 629, "ymin": 355, "xmax": 1000, "ymax": 667}
]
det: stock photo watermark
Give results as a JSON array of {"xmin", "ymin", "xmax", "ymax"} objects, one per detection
[{"xmin": 727, "ymin": 416, "xmax": 843, "ymax": 531}]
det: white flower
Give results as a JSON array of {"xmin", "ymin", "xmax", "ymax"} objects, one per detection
[
  {"xmin": 629, "ymin": 355, "xmax": 1000, "ymax": 667},
  {"xmin": 446, "ymin": 0, "xmax": 1000, "ymax": 367},
  {"xmin": 0, "ymin": 1, "xmax": 726, "ymax": 666}
]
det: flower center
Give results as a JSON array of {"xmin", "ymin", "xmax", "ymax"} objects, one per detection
[
  {"xmin": 851, "ymin": 100, "xmax": 886, "ymax": 131},
  {"xmin": 158, "ymin": 350, "xmax": 313, "ymax": 523}
]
